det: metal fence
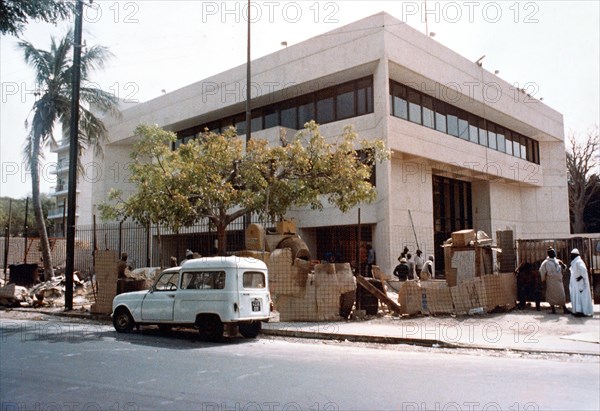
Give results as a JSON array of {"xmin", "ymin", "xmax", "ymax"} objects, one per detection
[{"xmin": 1, "ymin": 215, "xmax": 268, "ymax": 280}]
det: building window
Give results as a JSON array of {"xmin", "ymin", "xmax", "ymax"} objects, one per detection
[
  {"xmin": 391, "ymin": 82, "xmax": 408, "ymax": 120},
  {"xmin": 458, "ymin": 112, "xmax": 469, "ymax": 141},
  {"xmin": 316, "ymin": 89, "xmax": 335, "ymax": 124},
  {"xmin": 280, "ymin": 100, "xmax": 297, "ymax": 129},
  {"xmin": 388, "ymin": 79, "xmax": 540, "ymax": 165},
  {"xmin": 422, "ymin": 95, "xmax": 435, "ymax": 129},
  {"xmin": 446, "ymin": 105, "xmax": 459, "ymax": 137},
  {"xmin": 336, "ymin": 83, "xmax": 355, "ymax": 120},
  {"xmin": 477, "ymin": 118, "xmax": 487, "ymax": 147},
  {"xmin": 487, "ymin": 123, "xmax": 497, "ymax": 150},
  {"xmin": 496, "ymin": 126, "xmax": 506, "ymax": 152},
  {"xmin": 177, "ymin": 76, "xmax": 374, "ymax": 145},
  {"xmin": 408, "ymin": 89, "xmax": 422, "ymax": 124},
  {"xmin": 298, "ymin": 98, "xmax": 315, "ymax": 128},
  {"xmin": 434, "ymin": 101, "xmax": 447, "ymax": 133}
]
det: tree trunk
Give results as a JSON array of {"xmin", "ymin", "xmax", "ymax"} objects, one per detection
[
  {"xmin": 30, "ymin": 133, "xmax": 53, "ymax": 279},
  {"xmin": 572, "ymin": 205, "xmax": 586, "ymax": 233},
  {"xmin": 216, "ymin": 222, "xmax": 228, "ymax": 256}
]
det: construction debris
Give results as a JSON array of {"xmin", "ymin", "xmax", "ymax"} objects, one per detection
[{"xmin": 0, "ymin": 274, "xmax": 95, "ymax": 308}]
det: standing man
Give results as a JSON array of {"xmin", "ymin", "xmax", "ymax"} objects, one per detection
[
  {"xmin": 539, "ymin": 247, "xmax": 569, "ymax": 314},
  {"xmin": 421, "ymin": 255, "xmax": 435, "ymax": 280},
  {"xmin": 365, "ymin": 244, "xmax": 376, "ymax": 277},
  {"xmin": 406, "ymin": 253, "xmax": 417, "ymax": 281},
  {"xmin": 393, "ymin": 257, "xmax": 410, "ymax": 281},
  {"xmin": 414, "ymin": 249, "xmax": 424, "ymax": 278},
  {"xmin": 569, "ymin": 248, "xmax": 594, "ymax": 317}
]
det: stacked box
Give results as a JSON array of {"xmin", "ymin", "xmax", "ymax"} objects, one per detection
[
  {"xmin": 499, "ymin": 272, "xmax": 517, "ymax": 309},
  {"xmin": 451, "ymin": 229, "xmax": 476, "ymax": 246},
  {"xmin": 335, "ymin": 263, "xmax": 356, "ymax": 294},
  {"xmin": 421, "ymin": 281, "xmax": 454, "ymax": 315},
  {"xmin": 451, "ymin": 277, "xmax": 486, "ymax": 315},
  {"xmin": 91, "ymin": 250, "xmax": 118, "ymax": 314},
  {"xmin": 314, "ymin": 264, "xmax": 341, "ymax": 321},
  {"xmin": 268, "ymin": 248, "xmax": 305, "ymax": 297},
  {"xmin": 276, "ymin": 274, "xmax": 319, "ymax": 321},
  {"xmin": 398, "ymin": 281, "xmax": 422, "ymax": 315},
  {"xmin": 481, "ymin": 274, "xmax": 505, "ymax": 311}
]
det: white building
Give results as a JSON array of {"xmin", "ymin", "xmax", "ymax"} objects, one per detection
[
  {"xmin": 48, "ymin": 137, "xmax": 95, "ymax": 236},
  {"xmin": 93, "ymin": 12, "xmax": 569, "ymax": 275}
]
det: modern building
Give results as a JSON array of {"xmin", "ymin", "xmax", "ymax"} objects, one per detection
[
  {"xmin": 93, "ymin": 12, "xmax": 570, "ymax": 275},
  {"xmin": 48, "ymin": 136, "xmax": 95, "ymax": 236}
]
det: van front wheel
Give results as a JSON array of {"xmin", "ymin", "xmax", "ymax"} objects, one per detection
[{"xmin": 239, "ymin": 321, "xmax": 261, "ymax": 338}]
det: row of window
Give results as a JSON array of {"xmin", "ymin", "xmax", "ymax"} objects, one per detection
[
  {"xmin": 390, "ymin": 80, "xmax": 540, "ymax": 164},
  {"xmin": 176, "ymin": 77, "xmax": 374, "ymax": 147}
]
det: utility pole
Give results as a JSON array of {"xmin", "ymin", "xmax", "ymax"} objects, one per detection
[
  {"xmin": 245, "ymin": 0, "xmax": 252, "ymax": 144},
  {"xmin": 23, "ymin": 197, "xmax": 28, "ymax": 262},
  {"xmin": 3, "ymin": 199, "xmax": 12, "ymax": 277},
  {"xmin": 65, "ymin": 0, "xmax": 84, "ymax": 311},
  {"xmin": 244, "ymin": 0, "xmax": 252, "ymax": 230}
]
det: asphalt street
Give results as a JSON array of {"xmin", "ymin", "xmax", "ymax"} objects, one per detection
[{"xmin": 1, "ymin": 317, "xmax": 599, "ymax": 411}]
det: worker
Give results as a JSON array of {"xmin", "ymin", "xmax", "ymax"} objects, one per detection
[{"xmin": 393, "ymin": 257, "xmax": 410, "ymax": 281}]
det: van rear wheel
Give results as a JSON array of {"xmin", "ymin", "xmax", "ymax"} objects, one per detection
[
  {"xmin": 197, "ymin": 316, "xmax": 223, "ymax": 342},
  {"xmin": 239, "ymin": 321, "xmax": 261, "ymax": 338}
]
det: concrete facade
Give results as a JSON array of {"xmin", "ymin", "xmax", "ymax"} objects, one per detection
[{"xmin": 93, "ymin": 12, "xmax": 569, "ymax": 275}]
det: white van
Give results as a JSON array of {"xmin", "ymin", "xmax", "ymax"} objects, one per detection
[{"xmin": 111, "ymin": 256, "xmax": 271, "ymax": 340}]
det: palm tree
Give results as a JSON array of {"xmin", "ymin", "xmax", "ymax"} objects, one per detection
[{"xmin": 19, "ymin": 30, "xmax": 119, "ymax": 279}]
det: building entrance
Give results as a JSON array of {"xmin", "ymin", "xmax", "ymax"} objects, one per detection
[{"xmin": 432, "ymin": 175, "xmax": 473, "ymax": 275}]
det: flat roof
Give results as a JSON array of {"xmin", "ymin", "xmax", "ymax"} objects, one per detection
[{"xmin": 180, "ymin": 256, "xmax": 267, "ymax": 270}]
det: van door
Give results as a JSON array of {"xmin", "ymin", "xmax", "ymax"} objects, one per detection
[
  {"xmin": 238, "ymin": 269, "xmax": 269, "ymax": 319},
  {"xmin": 141, "ymin": 271, "xmax": 178, "ymax": 321}
]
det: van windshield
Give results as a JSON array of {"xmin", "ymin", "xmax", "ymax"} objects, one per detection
[{"xmin": 243, "ymin": 271, "xmax": 265, "ymax": 289}]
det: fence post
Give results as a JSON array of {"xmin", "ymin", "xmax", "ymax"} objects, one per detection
[{"xmin": 146, "ymin": 223, "xmax": 151, "ymax": 267}]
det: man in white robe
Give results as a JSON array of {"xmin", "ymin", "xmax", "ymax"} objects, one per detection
[{"xmin": 569, "ymin": 248, "xmax": 594, "ymax": 317}]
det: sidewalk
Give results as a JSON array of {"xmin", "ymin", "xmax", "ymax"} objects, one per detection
[
  {"xmin": 3, "ymin": 304, "xmax": 599, "ymax": 356},
  {"xmin": 263, "ymin": 304, "xmax": 600, "ymax": 356}
]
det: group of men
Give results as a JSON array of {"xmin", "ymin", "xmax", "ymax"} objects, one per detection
[
  {"xmin": 393, "ymin": 248, "xmax": 434, "ymax": 282},
  {"xmin": 539, "ymin": 247, "xmax": 594, "ymax": 317}
]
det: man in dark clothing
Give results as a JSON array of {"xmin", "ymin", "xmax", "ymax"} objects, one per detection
[{"xmin": 393, "ymin": 257, "xmax": 411, "ymax": 281}]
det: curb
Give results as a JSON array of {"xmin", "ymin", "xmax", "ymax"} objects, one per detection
[
  {"xmin": 5, "ymin": 307, "xmax": 599, "ymax": 357},
  {"xmin": 260, "ymin": 328, "xmax": 600, "ymax": 357}
]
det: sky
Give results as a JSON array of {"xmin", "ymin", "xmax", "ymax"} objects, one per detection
[{"xmin": 1, "ymin": 0, "xmax": 599, "ymax": 200}]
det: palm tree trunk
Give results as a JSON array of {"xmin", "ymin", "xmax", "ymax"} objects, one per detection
[{"xmin": 31, "ymin": 133, "xmax": 54, "ymax": 279}]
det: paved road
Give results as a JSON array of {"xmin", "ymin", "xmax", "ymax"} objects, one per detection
[{"xmin": 1, "ymin": 318, "xmax": 598, "ymax": 410}]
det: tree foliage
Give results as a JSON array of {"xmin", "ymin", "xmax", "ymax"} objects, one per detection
[
  {"xmin": 566, "ymin": 127, "xmax": 599, "ymax": 233},
  {"xmin": 0, "ymin": 196, "xmax": 55, "ymax": 237},
  {"xmin": 0, "ymin": 0, "xmax": 74, "ymax": 36},
  {"xmin": 101, "ymin": 122, "xmax": 390, "ymax": 255}
]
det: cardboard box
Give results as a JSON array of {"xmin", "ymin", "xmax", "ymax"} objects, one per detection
[
  {"xmin": 452, "ymin": 229, "xmax": 476, "ymax": 247},
  {"xmin": 276, "ymin": 220, "xmax": 296, "ymax": 234}
]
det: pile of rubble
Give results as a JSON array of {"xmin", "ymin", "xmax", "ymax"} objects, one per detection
[{"xmin": 0, "ymin": 274, "xmax": 96, "ymax": 308}]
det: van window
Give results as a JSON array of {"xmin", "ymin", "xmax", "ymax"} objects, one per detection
[
  {"xmin": 182, "ymin": 271, "xmax": 226, "ymax": 290},
  {"xmin": 243, "ymin": 271, "xmax": 266, "ymax": 289},
  {"xmin": 154, "ymin": 272, "xmax": 180, "ymax": 291}
]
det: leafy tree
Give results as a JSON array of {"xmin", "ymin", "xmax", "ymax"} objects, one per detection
[
  {"xmin": 0, "ymin": 195, "xmax": 55, "ymax": 237},
  {"xmin": 20, "ymin": 30, "xmax": 119, "ymax": 278},
  {"xmin": 566, "ymin": 127, "xmax": 599, "ymax": 233},
  {"xmin": 0, "ymin": 0, "xmax": 74, "ymax": 36},
  {"xmin": 101, "ymin": 122, "xmax": 389, "ymax": 256}
]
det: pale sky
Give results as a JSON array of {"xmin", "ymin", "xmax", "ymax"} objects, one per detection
[{"xmin": 1, "ymin": 0, "xmax": 599, "ymax": 199}]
